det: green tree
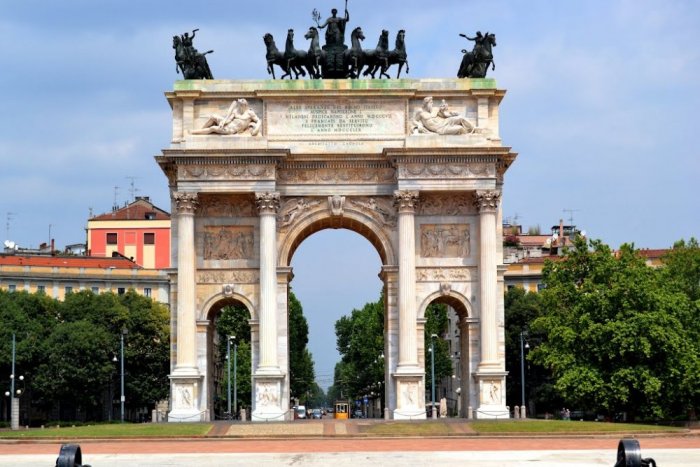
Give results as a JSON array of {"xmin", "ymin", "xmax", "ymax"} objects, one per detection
[
  {"xmin": 215, "ymin": 305, "xmax": 252, "ymax": 412},
  {"xmin": 334, "ymin": 294, "xmax": 384, "ymax": 402},
  {"xmin": 424, "ymin": 302, "xmax": 452, "ymax": 397},
  {"xmin": 1, "ymin": 289, "xmax": 170, "ymax": 423},
  {"xmin": 289, "ymin": 291, "xmax": 316, "ymax": 403},
  {"xmin": 531, "ymin": 237, "xmax": 700, "ymax": 420},
  {"xmin": 503, "ymin": 286, "xmax": 559, "ymax": 414}
]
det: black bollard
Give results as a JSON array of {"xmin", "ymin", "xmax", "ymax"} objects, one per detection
[
  {"xmin": 56, "ymin": 444, "xmax": 91, "ymax": 467},
  {"xmin": 615, "ymin": 439, "xmax": 657, "ymax": 467}
]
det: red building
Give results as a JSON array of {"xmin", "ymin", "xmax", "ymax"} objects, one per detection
[{"xmin": 87, "ymin": 197, "xmax": 171, "ymax": 269}]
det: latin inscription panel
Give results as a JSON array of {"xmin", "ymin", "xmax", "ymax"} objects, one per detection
[{"xmin": 266, "ymin": 99, "xmax": 405, "ymax": 137}]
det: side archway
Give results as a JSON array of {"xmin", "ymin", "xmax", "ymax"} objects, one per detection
[{"xmin": 419, "ymin": 288, "xmax": 474, "ymax": 418}]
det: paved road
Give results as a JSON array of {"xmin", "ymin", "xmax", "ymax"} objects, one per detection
[{"xmin": 1, "ymin": 437, "xmax": 699, "ymax": 466}]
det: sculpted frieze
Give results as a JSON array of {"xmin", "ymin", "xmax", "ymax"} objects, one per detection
[
  {"xmin": 198, "ymin": 270, "xmax": 259, "ymax": 284},
  {"xmin": 398, "ymin": 162, "xmax": 495, "ymax": 179},
  {"xmin": 416, "ymin": 268, "xmax": 471, "ymax": 282},
  {"xmin": 348, "ymin": 196, "xmax": 397, "ymax": 227},
  {"xmin": 420, "ymin": 224, "xmax": 470, "ymax": 257},
  {"xmin": 179, "ymin": 165, "xmax": 274, "ymax": 180},
  {"xmin": 198, "ymin": 194, "xmax": 256, "ymax": 217},
  {"xmin": 203, "ymin": 226, "xmax": 254, "ymax": 260},
  {"xmin": 419, "ymin": 193, "xmax": 473, "ymax": 216},
  {"xmin": 277, "ymin": 167, "xmax": 395, "ymax": 184}
]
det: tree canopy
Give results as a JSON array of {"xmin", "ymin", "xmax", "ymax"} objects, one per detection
[
  {"xmin": 0, "ymin": 289, "xmax": 169, "ymax": 423},
  {"xmin": 530, "ymin": 237, "xmax": 700, "ymax": 420}
]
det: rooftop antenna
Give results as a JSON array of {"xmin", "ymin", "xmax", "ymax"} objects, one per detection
[
  {"xmin": 5, "ymin": 212, "xmax": 16, "ymax": 240},
  {"xmin": 563, "ymin": 208, "xmax": 580, "ymax": 226},
  {"xmin": 126, "ymin": 176, "xmax": 140, "ymax": 202},
  {"xmin": 113, "ymin": 186, "xmax": 120, "ymax": 211}
]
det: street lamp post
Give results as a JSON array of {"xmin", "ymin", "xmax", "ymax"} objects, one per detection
[
  {"xmin": 120, "ymin": 327, "xmax": 128, "ymax": 423},
  {"xmin": 227, "ymin": 335, "xmax": 237, "ymax": 419},
  {"xmin": 430, "ymin": 333, "xmax": 437, "ymax": 419},
  {"xmin": 519, "ymin": 330, "xmax": 530, "ymax": 419},
  {"xmin": 8, "ymin": 333, "xmax": 19, "ymax": 430}
]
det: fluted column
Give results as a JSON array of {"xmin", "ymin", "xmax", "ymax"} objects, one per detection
[
  {"xmin": 474, "ymin": 190, "xmax": 501, "ymax": 366},
  {"xmin": 256, "ymin": 192, "xmax": 281, "ymax": 373},
  {"xmin": 394, "ymin": 190, "xmax": 420, "ymax": 369},
  {"xmin": 173, "ymin": 191, "xmax": 199, "ymax": 372}
]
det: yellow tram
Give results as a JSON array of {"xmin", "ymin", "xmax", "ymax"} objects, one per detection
[{"xmin": 333, "ymin": 401, "xmax": 350, "ymax": 420}]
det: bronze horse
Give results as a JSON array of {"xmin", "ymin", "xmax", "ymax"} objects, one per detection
[
  {"xmin": 173, "ymin": 35, "xmax": 213, "ymax": 79},
  {"xmin": 360, "ymin": 29, "xmax": 389, "ymax": 78},
  {"xmin": 263, "ymin": 33, "xmax": 289, "ymax": 79},
  {"xmin": 458, "ymin": 32, "xmax": 496, "ymax": 78},
  {"xmin": 378, "ymin": 29, "xmax": 409, "ymax": 79}
]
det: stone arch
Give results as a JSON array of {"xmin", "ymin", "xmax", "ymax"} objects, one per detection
[
  {"xmin": 418, "ymin": 288, "xmax": 472, "ymax": 320},
  {"xmin": 278, "ymin": 205, "xmax": 396, "ymax": 267},
  {"xmin": 199, "ymin": 293, "xmax": 256, "ymax": 421},
  {"xmin": 200, "ymin": 291, "xmax": 257, "ymax": 322}
]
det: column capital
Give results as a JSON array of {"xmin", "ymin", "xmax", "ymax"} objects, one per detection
[
  {"xmin": 473, "ymin": 190, "xmax": 501, "ymax": 213},
  {"xmin": 255, "ymin": 192, "xmax": 280, "ymax": 215},
  {"xmin": 393, "ymin": 190, "xmax": 420, "ymax": 213},
  {"xmin": 173, "ymin": 191, "xmax": 199, "ymax": 215}
]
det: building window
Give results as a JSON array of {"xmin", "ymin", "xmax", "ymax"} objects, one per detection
[
  {"xmin": 144, "ymin": 287, "xmax": 152, "ymax": 298},
  {"xmin": 537, "ymin": 283, "xmax": 546, "ymax": 292},
  {"xmin": 91, "ymin": 286, "xmax": 99, "ymax": 294},
  {"xmin": 117, "ymin": 287, "xmax": 125, "ymax": 295},
  {"xmin": 37, "ymin": 285, "xmax": 46, "ymax": 293},
  {"xmin": 144, "ymin": 233, "xmax": 155, "ymax": 245},
  {"xmin": 8, "ymin": 284, "xmax": 16, "ymax": 292},
  {"xmin": 106, "ymin": 233, "xmax": 118, "ymax": 245},
  {"xmin": 65, "ymin": 286, "xmax": 73, "ymax": 294}
]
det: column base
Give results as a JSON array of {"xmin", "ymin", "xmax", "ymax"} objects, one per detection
[
  {"xmin": 473, "ymin": 370, "xmax": 509, "ymax": 420},
  {"xmin": 168, "ymin": 374, "xmax": 204, "ymax": 422},
  {"xmin": 252, "ymin": 374, "xmax": 287, "ymax": 422},
  {"xmin": 392, "ymin": 371, "xmax": 426, "ymax": 421}
]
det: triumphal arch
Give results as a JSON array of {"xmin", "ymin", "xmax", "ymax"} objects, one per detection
[{"xmin": 157, "ymin": 78, "xmax": 516, "ymax": 421}]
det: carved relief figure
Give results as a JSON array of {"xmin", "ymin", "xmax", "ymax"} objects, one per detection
[
  {"xmin": 420, "ymin": 224, "xmax": 470, "ymax": 257},
  {"xmin": 328, "ymin": 195, "xmax": 346, "ymax": 216},
  {"xmin": 350, "ymin": 197, "xmax": 396, "ymax": 226},
  {"xmin": 402, "ymin": 382, "xmax": 419, "ymax": 407},
  {"xmin": 411, "ymin": 97, "xmax": 475, "ymax": 135},
  {"xmin": 191, "ymin": 98, "xmax": 261, "ymax": 136},
  {"xmin": 203, "ymin": 226, "xmax": 254, "ymax": 260},
  {"xmin": 256, "ymin": 383, "xmax": 279, "ymax": 407},
  {"xmin": 278, "ymin": 197, "xmax": 321, "ymax": 229},
  {"xmin": 176, "ymin": 386, "xmax": 193, "ymax": 409}
]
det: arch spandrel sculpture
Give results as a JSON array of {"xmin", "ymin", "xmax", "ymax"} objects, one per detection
[{"xmin": 157, "ymin": 78, "xmax": 516, "ymax": 422}]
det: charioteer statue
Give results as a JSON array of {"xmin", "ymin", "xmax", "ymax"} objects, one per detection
[
  {"xmin": 457, "ymin": 30, "xmax": 496, "ymax": 79},
  {"xmin": 312, "ymin": 1, "xmax": 351, "ymax": 78},
  {"xmin": 173, "ymin": 28, "xmax": 214, "ymax": 80}
]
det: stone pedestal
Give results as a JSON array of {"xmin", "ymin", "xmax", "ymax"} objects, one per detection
[
  {"xmin": 251, "ymin": 376, "xmax": 286, "ymax": 422},
  {"xmin": 168, "ymin": 378, "xmax": 204, "ymax": 422}
]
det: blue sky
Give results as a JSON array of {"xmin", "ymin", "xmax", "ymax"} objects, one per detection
[{"xmin": 2, "ymin": 0, "xmax": 698, "ymax": 387}]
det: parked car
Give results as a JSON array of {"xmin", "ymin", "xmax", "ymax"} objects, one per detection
[
  {"xmin": 296, "ymin": 405, "xmax": 307, "ymax": 419},
  {"xmin": 352, "ymin": 409, "xmax": 364, "ymax": 419},
  {"xmin": 312, "ymin": 408, "xmax": 323, "ymax": 419}
]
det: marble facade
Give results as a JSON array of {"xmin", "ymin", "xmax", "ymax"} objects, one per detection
[{"xmin": 157, "ymin": 79, "xmax": 516, "ymax": 421}]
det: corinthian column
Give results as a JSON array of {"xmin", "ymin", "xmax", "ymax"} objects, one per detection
[
  {"xmin": 474, "ymin": 190, "xmax": 501, "ymax": 367},
  {"xmin": 173, "ymin": 191, "xmax": 199, "ymax": 373},
  {"xmin": 394, "ymin": 190, "xmax": 420, "ymax": 370},
  {"xmin": 256, "ymin": 192, "xmax": 281, "ymax": 374}
]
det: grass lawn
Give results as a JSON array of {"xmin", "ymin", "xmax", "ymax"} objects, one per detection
[
  {"xmin": 470, "ymin": 420, "xmax": 683, "ymax": 434},
  {"xmin": 0, "ymin": 423, "xmax": 212, "ymax": 439},
  {"xmin": 362, "ymin": 419, "xmax": 683, "ymax": 436}
]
